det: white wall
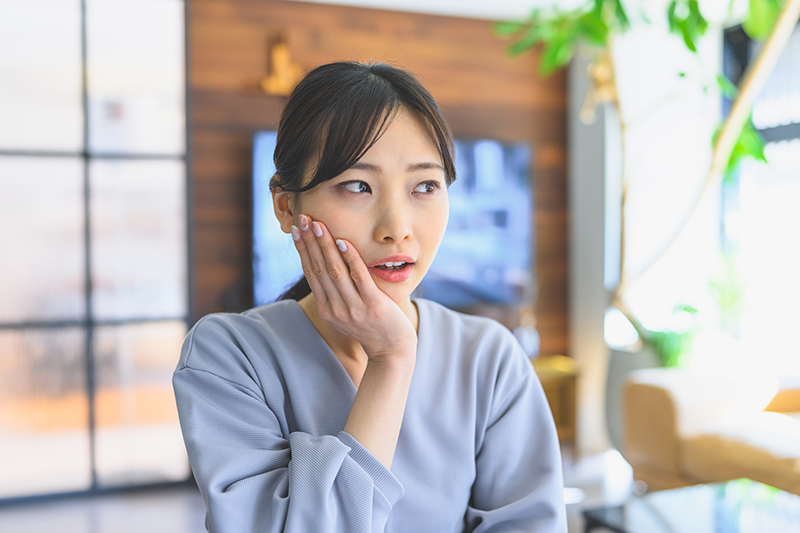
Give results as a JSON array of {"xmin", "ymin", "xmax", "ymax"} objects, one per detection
[
  {"xmin": 289, "ymin": 0, "xmax": 584, "ymax": 21},
  {"xmin": 569, "ymin": 23, "xmax": 724, "ymax": 454}
]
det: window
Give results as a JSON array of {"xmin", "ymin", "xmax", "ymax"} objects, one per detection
[
  {"xmin": 0, "ymin": 0, "xmax": 189, "ymax": 499},
  {"xmin": 722, "ymin": 24, "xmax": 800, "ymax": 376}
]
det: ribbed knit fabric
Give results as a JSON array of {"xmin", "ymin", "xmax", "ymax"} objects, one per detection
[{"xmin": 173, "ymin": 299, "xmax": 566, "ymax": 532}]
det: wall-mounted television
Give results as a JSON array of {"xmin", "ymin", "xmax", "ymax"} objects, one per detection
[{"xmin": 252, "ymin": 131, "xmax": 534, "ymax": 309}]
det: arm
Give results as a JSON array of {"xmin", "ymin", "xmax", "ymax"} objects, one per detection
[
  {"xmin": 175, "ymin": 213, "xmax": 416, "ymax": 532},
  {"xmin": 173, "ymin": 317, "xmax": 405, "ymax": 533},
  {"xmin": 465, "ymin": 335, "xmax": 567, "ymax": 533},
  {"xmin": 293, "ymin": 215, "xmax": 417, "ymax": 470}
]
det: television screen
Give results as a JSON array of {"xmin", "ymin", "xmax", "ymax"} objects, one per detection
[{"xmin": 252, "ymin": 131, "xmax": 533, "ymax": 308}]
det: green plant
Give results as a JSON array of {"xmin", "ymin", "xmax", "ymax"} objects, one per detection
[
  {"xmin": 637, "ymin": 304, "xmax": 700, "ymax": 367},
  {"xmin": 494, "ymin": 0, "xmax": 799, "ymax": 365}
]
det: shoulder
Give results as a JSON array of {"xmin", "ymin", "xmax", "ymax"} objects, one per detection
[
  {"xmin": 414, "ymin": 299, "xmax": 532, "ymax": 385},
  {"xmin": 176, "ymin": 300, "xmax": 305, "ymax": 380},
  {"xmin": 415, "ymin": 298, "xmax": 523, "ymax": 355}
]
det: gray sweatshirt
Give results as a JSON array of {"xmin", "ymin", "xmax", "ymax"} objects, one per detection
[{"xmin": 173, "ymin": 298, "xmax": 566, "ymax": 532}]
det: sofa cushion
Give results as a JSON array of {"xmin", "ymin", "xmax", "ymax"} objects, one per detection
[
  {"xmin": 626, "ymin": 368, "xmax": 778, "ymax": 437},
  {"xmin": 681, "ymin": 411, "xmax": 800, "ymax": 496}
]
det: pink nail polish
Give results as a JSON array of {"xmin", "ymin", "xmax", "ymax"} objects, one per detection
[
  {"xmin": 312, "ymin": 221, "xmax": 323, "ymax": 238},
  {"xmin": 291, "ymin": 226, "xmax": 301, "ymax": 241},
  {"xmin": 299, "ymin": 215, "xmax": 309, "ymax": 232},
  {"xmin": 336, "ymin": 239, "xmax": 347, "ymax": 253}
]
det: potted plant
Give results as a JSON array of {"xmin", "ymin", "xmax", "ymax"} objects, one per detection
[{"xmin": 494, "ymin": 0, "xmax": 799, "ymax": 449}]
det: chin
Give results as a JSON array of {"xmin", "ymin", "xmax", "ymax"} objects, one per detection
[{"xmin": 374, "ymin": 280, "xmax": 415, "ymax": 305}]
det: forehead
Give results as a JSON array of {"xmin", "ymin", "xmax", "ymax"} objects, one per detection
[
  {"xmin": 294, "ymin": 107, "xmax": 443, "ymax": 195},
  {"xmin": 360, "ymin": 108, "xmax": 441, "ymax": 158}
]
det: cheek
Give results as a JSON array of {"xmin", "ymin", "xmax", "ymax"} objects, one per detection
[
  {"xmin": 307, "ymin": 207, "xmax": 360, "ymax": 243},
  {"xmin": 421, "ymin": 201, "xmax": 450, "ymax": 252}
]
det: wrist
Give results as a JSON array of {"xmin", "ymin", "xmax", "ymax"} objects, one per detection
[{"xmin": 364, "ymin": 348, "xmax": 416, "ymax": 375}]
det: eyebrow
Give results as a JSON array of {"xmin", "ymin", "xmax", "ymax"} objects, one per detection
[{"xmin": 350, "ymin": 162, "xmax": 445, "ymax": 173}]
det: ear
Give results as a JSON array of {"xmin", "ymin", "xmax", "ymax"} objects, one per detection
[{"xmin": 272, "ymin": 188, "xmax": 296, "ymax": 234}]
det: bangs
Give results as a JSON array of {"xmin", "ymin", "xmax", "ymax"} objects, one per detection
[
  {"xmin": 309, "ymin": 86, "xmax": 401, "ymax": 191},
  {"xmin": 272, "ymin": 61, "xmax": 455, "ymax": 194}
]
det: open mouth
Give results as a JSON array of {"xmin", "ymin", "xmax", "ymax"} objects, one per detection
[
  {"xmin": 368, "ymin": 259, "xmax": 414, "ymax": 283},
  {"xmin": 373, "ymin": 261, "xmax": 410, "ymax": 271}
]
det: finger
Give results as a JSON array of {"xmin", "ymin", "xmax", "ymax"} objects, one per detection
[
  {"xmin": 291, "ymin": 221, "xmax": 330, "ymax": 309},
  {"xmin": 313, "ymin": 221, "xmax": 362, "ymax": 305},
  {"xmin": 298, "ymin": 215, "xmax": 348, "ymax": 313},
  {"xmin": 333, "ymin": 237, "xmax": 382, "ymax": 302}
]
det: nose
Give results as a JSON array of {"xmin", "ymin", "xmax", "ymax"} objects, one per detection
[{"xmin": 373, "ymin": 200, "xmax": 412, "ymax": 243}]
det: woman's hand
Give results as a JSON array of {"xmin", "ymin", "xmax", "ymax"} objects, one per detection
[
  {"xmin": 293, "ymin": 213, "xmax": 417, "ymax": 468},
  {"xmin": 291, "ymin": 214, "xmax": 417, "ymax": 362}
]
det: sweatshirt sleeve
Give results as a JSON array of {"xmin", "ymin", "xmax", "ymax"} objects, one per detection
[
  {"xmin": 172, "ymin": 315, "xmax": 404, "ymax": 533},
  {"xmin": 465, "ymin": 328, "xmax": 567, "ymax": 533}
]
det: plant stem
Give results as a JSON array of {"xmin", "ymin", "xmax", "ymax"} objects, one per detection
[
  {"xmin": 622, "ymin": 0, "xmax": 800, "ymax": 287},
  {"xmin": 606, "ymin": 40, "xmax": 630, "ymax": 307}
]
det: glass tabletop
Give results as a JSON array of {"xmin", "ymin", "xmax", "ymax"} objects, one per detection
[{"xmin": 583, "ymin": 479, "xmax": 800, "ymax": 533}]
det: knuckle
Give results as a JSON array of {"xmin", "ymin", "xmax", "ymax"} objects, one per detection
[
  {"xmin": 349, "ymin": 307, "xmax": 365, "ymax": 324},
  {"xmin": 310, "ymin": 259, "xmax": 326, "ymax": 276},
  {"xmin": 328, "ymin": 265, "xmax": 345, "ymax": 282},
  {"xmin": 332, "ymin": 306, "xmax": 349, "ymax": 322},
  {"xmin": 350, "ymin": 269, "xmax": 367, "ymax": 284}
]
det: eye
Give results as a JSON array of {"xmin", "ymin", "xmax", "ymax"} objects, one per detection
[
  {"xmin": 340, "ymin": 180, "xmax": 371, "ymax": 194},
  {"xmin": 413, "ymin": 180, "xmax": 441, "ymax": 194}
]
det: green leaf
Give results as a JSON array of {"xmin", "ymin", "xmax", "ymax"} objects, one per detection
[
  {"xmin": 537, "ymin": 28, "xmax": 578, "ymax": 76},
  {"xmin": 689, "ymin": 0, "xmax": 709, "ymax": 33},
  {"xmin": 645, "ymin": 329, "xmax": 693, "ymax": 367},
  {"xmin": 743, "ymin": 0, "xmax": 783, "ymax": 41},
  {"xmin": 682, "ymin": 25, "xmax": 698, "ymax": 52},
  {"xmin": 715, "ymin": 118, "xmax": 768, "ymax": 182},
  {"xmin": 577, "ymin": 10, "xmax": 610, "ymax": 45},
  {"xmin": 613, "ymin": 0, "xmax": 631, "ymax": 30},
  {"xmin": 738, "ymin": 122, "xmax": 767, "ymax": 162},
  {"xmin": 592, "ymin": 0, "xmax": 604, "ymax": 19},
  {"xmin": 667, "ymin": 0, "xmax": 709, "ymax": 53},
  {"xmin": 668, "ymin": 1, "xmax": 678, "ymax": 31},
  {"xmin": 497, "ymin": 1, "xmax": 624, "ymax": 72},
  {"xmin": 493, "ymin": 21, "xmax": 527, "ymax": 37},
  {"xmin": 673, "ymin": 303, "xmax": 698, "ymax": 314},
  {"xmin": 507, "ymin": 30, "xmax": 540, "ymax": 56},
  {"xmin": 716, "ymin": 74, "xmax": 739, "ymax": 99}
]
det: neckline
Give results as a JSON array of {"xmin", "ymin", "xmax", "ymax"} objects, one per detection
[{"xmin": 283, "ymin": 298, "xmax": 426, "ymax": 392}]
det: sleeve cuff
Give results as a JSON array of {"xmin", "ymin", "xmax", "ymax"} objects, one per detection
[{"xmin": 338, "ymin": 430, "xmax": 405, "ymax": 506}]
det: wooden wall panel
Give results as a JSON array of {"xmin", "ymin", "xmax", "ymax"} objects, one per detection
[{"xmin": 190, "ymin": 0, "xmax": 570, "ymax": 356}]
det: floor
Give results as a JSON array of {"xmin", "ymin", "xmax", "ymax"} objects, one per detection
[
  {"xmin": 563, "ymin": 448, "xmax": 636, "ymax": 532},
  {"xmin": 0, "ymin": 449, "xmax": 633, "ymax": 533}
]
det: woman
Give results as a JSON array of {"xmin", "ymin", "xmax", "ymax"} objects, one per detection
[{"xmin": 173, "ymin": 61, "xmax": 566, "ymax": 532}]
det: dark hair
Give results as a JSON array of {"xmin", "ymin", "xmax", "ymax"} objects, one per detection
[{"xmin": 270, "ymin": 61, "xmax": 456, "ymax": 301}]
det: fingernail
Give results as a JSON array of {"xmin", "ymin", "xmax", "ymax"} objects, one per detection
[
  {"xmin": 312, "ymin": 221, "xmax": 323, "ymax": 238},
  {"xmin": 291, "ymin": 225, "xmax": 301, "ymax": 241},
  {"xmin": 298, "ymin": 215, "xmax": 309, "ymax": 232},
  {"xmin": 336, "ymin": 239, "xmax": 347, "ymax": 252}
]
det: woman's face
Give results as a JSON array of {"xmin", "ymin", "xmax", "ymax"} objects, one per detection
[{"xmin": 282, "ymin": 108, "xmax": 449, "ymax": 307}]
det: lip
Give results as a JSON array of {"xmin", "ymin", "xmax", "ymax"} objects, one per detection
[
  {"xmin": 368, "ymin": 255, "xmax": 415, "ymax": 268},
  {"xmin": 368, "ymin": 255, "xmax": 416, "ymax": 283}
]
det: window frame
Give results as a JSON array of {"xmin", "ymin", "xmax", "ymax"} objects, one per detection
[{"xmin": 0, "ymin": 0, "xmax": 192, "ymax": 503}]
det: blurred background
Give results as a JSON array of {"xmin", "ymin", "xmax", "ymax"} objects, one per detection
[{"xmin": 1, "ymin": 0, "xmax": 799, "ymax": 531}]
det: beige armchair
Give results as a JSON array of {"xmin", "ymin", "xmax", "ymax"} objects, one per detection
[{"xmin": 621, "ymin": 368, "xmax": 800, "ymax": 496}]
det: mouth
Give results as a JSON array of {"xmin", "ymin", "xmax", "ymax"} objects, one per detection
[
  {"xmin": 372, "ymin": 261, "xmax": 411, "ymax": 271},
  {"xmin": 368, "ymin": 256, "xmax": 415, "ymax": 283}
]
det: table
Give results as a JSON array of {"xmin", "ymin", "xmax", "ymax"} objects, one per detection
[
  {"xmin": 583, "ymin": 479, "xmax": 800, "ymax": 533},
  {"xmin": 531, "ymin": 354, "xmax": 577, "ymax": 450}
]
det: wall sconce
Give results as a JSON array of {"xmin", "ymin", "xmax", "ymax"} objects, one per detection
[{"xmin": 261, "ymin": 35, "xmax": 302, "ymax": 97}]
